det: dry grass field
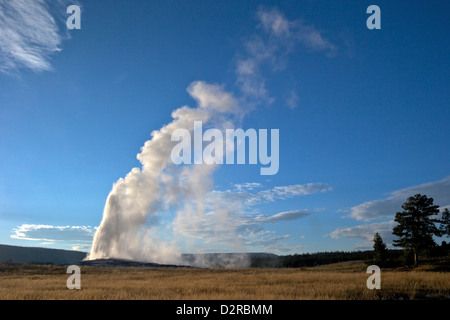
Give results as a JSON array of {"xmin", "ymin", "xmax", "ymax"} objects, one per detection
[{"xmin": 0, "ymin": 261, "xmax": 449, "ymax": 300}]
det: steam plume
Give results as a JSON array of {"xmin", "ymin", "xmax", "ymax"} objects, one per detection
[{"xmin": 89, "ymin": 81, "xmax": 243, "ymax": 264}]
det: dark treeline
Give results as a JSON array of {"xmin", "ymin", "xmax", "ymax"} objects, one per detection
[
  {"xmin": 250, "ymin": 242, "xmax": 450, "ymax": 268},
  {"xmin": 250, "ymin": 250, "xmax": 381, "ymax": 268},
  {"xmin": 281, "ymin": 250, "xmax": 377, "ymax": 268}
]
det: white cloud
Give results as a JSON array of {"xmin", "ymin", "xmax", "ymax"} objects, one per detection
[
  {"xmin": 236, "ymin": 7, "xmax": 336, "ymax": 103},
  {"xmin": 254, "ymin": 209, "xmax": 313, "ymax": 223},
  {"xmin": 248, "ymin": 183, "xmax": 332, "ymax": 205},
  {"xmin": 241, "ymin": 230, "xmax": 305, "ymax": 254},
  {"xmin": 286, "ymin": 90, "xmax": 299, "ymax": 109},
  {"xmin": 208, "ymin": 183, "xmax": 332, "ymax": 209},
  {"xmin": 257, "ymin": 7, "xmax": 335, "ymax": 53},
  {"xmin": 11, "ymin": 224, "xmax": 95, "ymax": 242},
  {"xmin": 234, "ymin": 182, "xmax": 262, "ymax": 191},
  {"xmin": 257, "ymin": 8, "xmax": 291, "ymax": 37},
  {"xmin": 0, "ymin": 0, "xmax": 69, "ymax": 73},
  {"xmin": 297, "ymin": 24, "xmax": 336, "ymax": 53},
  {"xmin": 348, "ymin": 177, "xmax": 450, "ymax": 221},
  {"xmin": 329, "ymin": 220, "xmax": 396, "ymax": 244},
  {"xmin": 236, "ymin": 59, "xmax": 257, "ymax": 76}
]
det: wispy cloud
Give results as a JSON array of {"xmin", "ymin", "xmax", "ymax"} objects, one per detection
[
  {"xmin": 172, "ymin": 182, "xmax": 330, "ymax": 252},
  {"xmin": 240, "ymin": 231, "xmax": 305, "ymax": 254},
  {"xmin": 348, "ymin": 177, "xmax": 450, "ymax": 221},
  {"xmin": 234, "ymin": 182, "xmax": 262, "ymax": 191},
  {"xmin": 210, "ymin": 182, "xmax": 332, "ymax": 207},
  {"xmin": 11, "ymin": 224, "xmax": 95, "ymax": 250},
  {"xmin": 249, "ymin": 183, "xmax": 332, "ymax": 205},
  {"xmin": 239, "ymin": 209, "xmax": 318, "ymax": 253},
  {"xmin": 257, "ymin": 7, "xmax": 336, "ymax": 52},
  {"xmin": 253, "ymin": 209, "xmax": 313, "ymax": 224},
  {"xmin": 0, "ymin": 0, "xmax": 69, "ymax": 73},
  {"xmin": 329, "ymin": 220, "xmax": 396, "ymax": 245},
  {"xmin": 286, "ymin": 90, "xmax": 299, "ymax": 109},
  {"xmin": 236, "ymin": 7, "xmax": 336, "ymax": 105}
]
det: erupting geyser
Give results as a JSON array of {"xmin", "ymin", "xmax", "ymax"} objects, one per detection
[{"xmin": 89, "ymin": 81, "xmax": 245, "ymax": 265}]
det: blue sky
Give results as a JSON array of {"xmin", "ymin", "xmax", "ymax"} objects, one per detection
[{"xmin": 0, "ymin": 0, "xmax": 449, "ymax": 256}]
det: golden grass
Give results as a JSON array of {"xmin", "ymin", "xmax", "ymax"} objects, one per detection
[{"xmin": 0, "ymin": 262, "xmax": 449, "ymax": 300}]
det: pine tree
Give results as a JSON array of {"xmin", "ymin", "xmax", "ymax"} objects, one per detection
[
  {"xmin": 373, "ymin": 232, "xmax": 388, "ymax": 266},
  {"xmin": 440, "ymin": 208, "xmax": 450, "ymax": 237},
  {"xmin": 392, "ymin": 194, "xmax": 441, "ymax": 267}
]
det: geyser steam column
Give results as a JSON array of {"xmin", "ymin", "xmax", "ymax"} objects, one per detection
[
  {"xmin": 171, "ymin": 121, "xmax": 279, "ymax": 175},
  {"xmin": 89, "ymin": 81, "xmax": 244, "ymax": 263}
]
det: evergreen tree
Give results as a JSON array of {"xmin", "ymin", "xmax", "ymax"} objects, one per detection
[
  {"xmin": 440, "ymin": 208, "xmax": 450, "ymax": 237},
  {"xmin": 392, "ymin": 194, "xmax": 441, "ymax": 267},
  {"xmin": 373, "ymin": 232, "xmax": 388, "ymax": 266}
]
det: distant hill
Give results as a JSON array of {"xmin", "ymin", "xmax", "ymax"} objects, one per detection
[
  {"xmin": 0, "ymin": 244, "xmax": 278, "ymax": 267},
  {"xmin": 0, "ymin": 244, "xmax": 87, "ymax": 265}
]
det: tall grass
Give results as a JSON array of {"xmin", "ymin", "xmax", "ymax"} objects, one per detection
[{"xmin": 0, "ymin": 263, "xmax": 449, "ymax": 300}]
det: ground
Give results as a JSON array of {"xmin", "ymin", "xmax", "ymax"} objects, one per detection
[{"xmin": 0, "ymin": 261, "xmax": 449, "ymax": 300}]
